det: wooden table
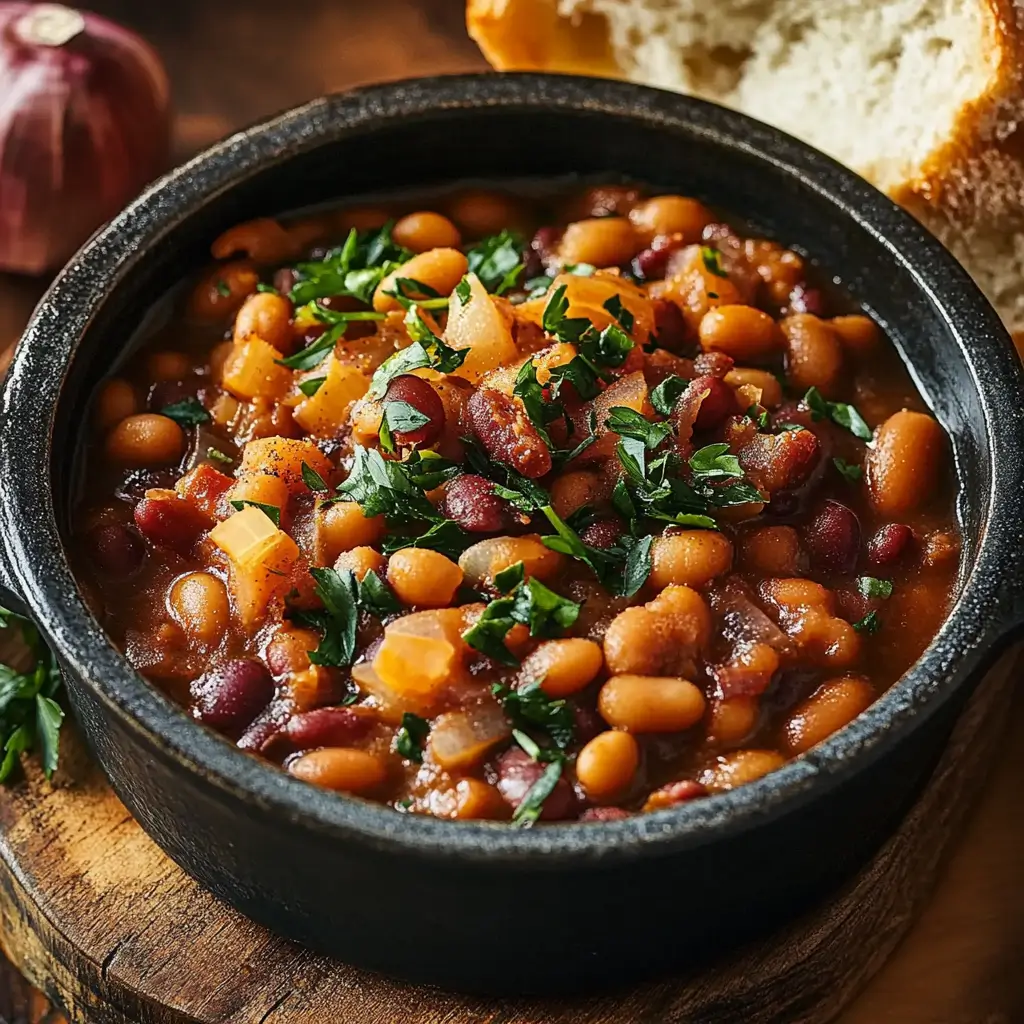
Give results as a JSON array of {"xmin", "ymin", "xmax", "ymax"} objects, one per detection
[{"xmin": 1, "ymin": 2, "xmax": 1023, "ymax": 1020}]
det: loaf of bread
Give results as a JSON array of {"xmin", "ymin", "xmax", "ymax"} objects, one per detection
[{"xmin": 468, "ymin": 0, "xmax": 1024, "ymax": 333}]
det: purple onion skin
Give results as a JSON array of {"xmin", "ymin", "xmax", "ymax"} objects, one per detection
[{"xmin": 0, "ymin": 3, "xmax": 170, "ymax": 274}]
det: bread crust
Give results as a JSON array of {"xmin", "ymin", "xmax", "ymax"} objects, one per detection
[{"xmin": 467, "ymin": 0, "xmax": 1024, "ymax": 330}]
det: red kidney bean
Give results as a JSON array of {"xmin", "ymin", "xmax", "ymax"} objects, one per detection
[
  {"xmin": 579, "ymin": 806, "xmax": 631, "ymax": 822},
  {"xmin": 88, "ymin": 522, "xmax": 146, "ymax": 580},
  {"xmin": 237, "ymin": 699, "xmax": 290, "ymax": 752},
  {"xmin": 647, "ymin": 779, "xmax": 708, "ymax": 807},
  {"xmin": 580, "ymin": 518, "xmax": 626, "ymax": 549},
  {"xmin": 467, "ymin": 388, "xmax": 552, "ymax": 479},
  {"xmin": 147, "ymin": 380, "xmax": 193, "ymax": 412},
  {"xmin": 134, "ymin": 493, "xmax": 213, "ymax": 557},
  {"xmin": 191, "ymin": 659, "xmax": 275, "ymax": 738},
  {"xmin": 788, "ymin": 283, "xmax": 825, "ymax": 316},
  {"xmin": 283, "ymin": 706, "xmax": 375, "ymax": 751},
  {"xmin": 692, "ymin": 351, "xmax": 734, "ymax": 378},
  {"xmin": 383, "ymin": 375, "xmax": 445, "ymax": 447},
  {"xmin": 525, "ymin": 226, "xmax": 560, "ymax": 278},
  {"xmin": 572, "ymin": 704, "xmax": 605, "ymax": 744},
  {"xmin": 632, "ymin": 235, "xmax": 684, "ymax": 281},
  {"xmin": 442, "ymin": 474, "xmax": 515, "ymax": 532},
  {"xmin": 273, "ymin": 267, "xmax": 297, "ymax": 295},
  {"xmin": 494, "ymin": 747, "xmax": 575, "ymax": 821},
  {"xmin": 867, "ymin": 523, "xmax": 914, "ymax": 567},
  {"xmin": 651, "ymin": 298, "xmax": 688, "ymax": 353},
  {"xmin": 804, "ymin": 499, "xmax": 861, "ymax": 574},
  {"xmin": 688, "ymin": 374, "xmax": 736, "ymax": 431}
]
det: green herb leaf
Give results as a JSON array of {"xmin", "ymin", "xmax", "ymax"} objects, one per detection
[
  {"xmin": 745, "ymin": 404, "xmax": 770, "ymax": 430},
  {"xmin": 394, "ymin": 712, "xmax": 430, "ymax": 763},
  {"xmin": 215, "ymin": 279, "xmax": 231, "ymax": 298},
  {"xmin": 605, "ymin": 406, "xmax": 672, "ymax": 450},
  {"xmin": 466, "ymin": 230, "xmax": 525, "ymax": 293},
  {"xmin": 161, "ymin": 397, "xmax": 210, "ymax": 427},
  {"xmin": 454, "ymin": 276, "xmax": 472, "ymax": 304},
  {"xmin": 852, "ymin": 610, "xmax": 881, "ymax": 634},
  {"xmin": 620, "ymin": 534, "xmax": 653, "ymax": 598},
  {"xmin": 689, "ymin": 443, "xmax": 743, "ymax": 481},
  {"xmin": 335, "ymin": 445, "xmax": 442, "ymax": 524},
  {"xmin": 512, "ymin": 759, "xmax": 564, "ymax": 827},
  {"xmin": 301, "ymin": 461, "xmax": 330, "ymax": 492},
  {"xmin": 381, "ymin": 519, "xmax": 473, "ymax": 561},
  {"xmin": 229, "ymin": 499, "xmax": 281, "ymax": 527},
  {"xmin": 494, "ymin": 560, "xmax": 526, "ymax": 594},
  {"xmin": 256, "ymin": 282, "xmax": 279, "ymax": 295},
  {"xmin": 579, "ymin": 323, "xmax": 634, "ymax": 368},
  {"xmin": 833, "ymin": 457, "xmax": 863, "ymax": 482},
  {"xmin": 206, "ymin": 447, "xmax": 233, "ymax": 466},
  {"xmin": 299, "ymin": 567, "xmax": 360, "ymax": 668},
  {"xmin": 354, "ymin": 570, "xmax": 400, "ymax": 618},
  {"xmin": 856, "ymin": 576, "xmax": 894, "ymax": 599},
  {"xmin": 298, "ymin": 375, "xmax": 327, "ymax": 397},
  {"xmin": 384, "ymin": 399, "xmax": 431, "ymax": 435},
  {"xmin": 700, "ymin": 246, "xmax": 727, "ymax": 277},
  {"xmin": 541, "ymin": 284, "xmax": 591, "ymax": 343},
  {"xmin": 493, "ymin": 681, "xmax": 575, "ymax": 750},
  {"xmin": 603, "ymin": 294, "xmax": 635, "ymax": 332},
  {"xmin": 650, "ymin": 375, "xmax": 688, "ymax": 416},
  {"xmin": 0, "ymin": 725, "xmax": 33, "ymax": 783},
  {"xmin": 546, "ymin": 356, "xmax": 602, "ymax": 401},
  {"xmin": 804, "ymin": 387, "xmax": 873, "ymax": 441},
  {"xmin": 34, "ymin": 696, "xmax": 63, "ymax": 779},
  {"xmin": 276, "ymin": 331, "xmax": 337, "ymax": 371},
  {"xmin": 776, "ymin": 423, "xmax": 805, "ymax": 433},
  {"xmin": 513, "ymin": 359, "xmax": 555, "ymax": 449}
]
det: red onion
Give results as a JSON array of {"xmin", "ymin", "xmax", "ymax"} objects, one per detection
[{"xmin": 0, "ymin": 3, "xmax": 170, "ymax": 274}]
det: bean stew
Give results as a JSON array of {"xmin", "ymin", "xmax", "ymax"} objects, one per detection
[{"xmin": 73, "ymin": 184, "xmax": 961, "ymax": 824}]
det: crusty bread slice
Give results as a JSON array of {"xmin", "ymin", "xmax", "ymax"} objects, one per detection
[{"xmin": 467, "ymin": 0, "xmax": 1024, "ymax": 333}]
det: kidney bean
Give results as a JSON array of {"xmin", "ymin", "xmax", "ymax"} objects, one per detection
[
  {"xmin": 494, "ymin": 747, "xmax": 575, "ymax": 821},
  {"xmin": 579, "ymin": 806, "xmax": 631, "ymax": 822},
  {"xmin": 147, "ymin": 379, "xmax": 194, "ymax": 412},
  {"xmin": 237, "ymin": 699, "xmax": 290, "ymax": 752},
  {"xmin": 804, "ymin": 499, "xmax": 861, "ymax": 574},
  {"xmin": 643, "ymin": 779, "xmax": 708, "ymax": 811},
  {"xmin": 467, "ymin": 388, "xmax": 552, "ymax": 479},
  {"xmin": 88, "ymin": 522, "xmax": 146, "ymax": 580},
  {"xmin": 134, "ymin": 493, "xmax": 213, "ymax": 557},
  {"xmin": 580, "ymin": 518, "xmax": 626, "ymax": 549},
  {"xmin": 282, "ymin": 706, "xmax": 375, "ymax": 751},
  {"xmin": 524, "ymin": 226, "xmax": 560, "ymax": 278},
  {"xmin": 442, "ymin": 474, "xmax": 515, "ymax": 532},
  {"xmin": 191, "ymin": 659, "xmax": 275, "ymax": 738},
  {"xmin": 651, "ymin": 297, "xmax": 689, "ymax": 353},
  {"xmin": 632, "ymin": 235, "xmax": 684, "ymax": 281},
  {"xmin": 867, "ymin": 523, "xmax": 914, "ymax": 567},
  {"xmin": 787, "ymin": 283, "xmax": 825, "ymax": 316},
  {"xmin": 383, "ymin": 375, "xmax": 445, "ymax": 446},
  {"xmin": 692, "ymin": 351, "xmax": 734, "ymax": 378},
  {"xmin": 689, "ymin": 374, "xmax": 737, "ymax": 431}
]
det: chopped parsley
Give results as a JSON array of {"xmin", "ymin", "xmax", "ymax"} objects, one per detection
[
  {"xmin": 852, "ymin": 611, "xmax": 881, "ymax": 634},
  {"xmin": 650, "ymin": 375, "xmax": 688, "ymax": 417},
  {"xmin": 454, "ymin": 276, "xmax": 472, "ymax": 304},
  {"xmin": 856, "ymin": 576, "xmax": 893, "ymax": 599},
  {"xmin": 394, "ymin": 712, "xmax": 430, "ymax": 763},
  {"xmin": 229, "ymin": 499, "xmax": 281, "ymax": 527},
  {"xmin": 804, "ymin": 387, "xmax": 873, "ymax": 441},
  {"xmin": 215, "ymin": 279, "xmax": 231, "ymax": 298},
  {"xmin": 206, "ymin": 447, "xmax": 233, "ymax": 466},
  {"xmin": 275, "ymin": 304, "xmax": 387, "ymax": 371},
  {"xmin": 301, "ymin": 461, "xmax": 330, "ymax": 492},
  {"xmin": 161, "ymin": 397, "xmax": 210, "ymax": 427},
  {"xmin": 833, "ymin": 457, "xmax": 863, "ymax": 482},
  {"xmin": 466, "ymin": 230, "xmax": 525, "ymax": 294},
  {"xmin": 256, "ymin": 282, "xmax": 279, "ymax": 295},
  {"xmin": 296, "ymin": 567, "xmax": 359, "ymax": 667},
  {"xmin": 383, "ymin": 399, "xmax": 431, "ymax": 435},
  {"xmin": 298, "ymin": 376, "xmax": 327, "ymax": 397},
  {"xmin": 492, "ymin": 680, "xmax": 575, "ymax": 751},
  {"xmin": 512, "ymin": 758, "xmax": 564, "ymax": 827},
  {"xmin": 335, "ymin": 445, "xmax": 442, "ymax": 524},
  {"xmin": 381, "ymin": 519, "xmax": 473, "ymax": 561},
  {"xmin": 603, "ymin": 294, "xmax": 635, "ymax": 332},
  {"xmin": 512, "ymin": 359, "xmax": 556, "ymax": 449},
  {"xmin": 357, "ymin": 569, "xmax": 402, "ymax": 618},
  {"xmin": 700, "ymin": 246, "xmax": 727, "ymax": 277},
  {"xmin": 0, "ymin": 607, "xmax": 65, "ymax": 782},
  {"xmin": 746, "ymin": 405, "xmax": 771, "ymax": 430},
  {"xmin": 366, "ymin": 305, "xmax": 467, "ymax": 398},
  {"xmin": 604, "ymin": 406, "xmax": 672, "ymax": 450}
]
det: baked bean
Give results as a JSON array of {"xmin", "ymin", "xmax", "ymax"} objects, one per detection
[
  {"xmin": 740, "ymin": 525, "xmax": 801, "ymax": 576},
  {"xmin": 650, "ymin": 532, "xmax": 733, "ymax": 590},
  {"xmin": 334, "ymin": 546, "xmax": 387, "ymax": 581},
  {"xmin": 336, "ymin": 206, "xmax": 391, "ymax": 232},
  {"xmin": 391, "ymin": 211, "xmax": 462, "ymax": 253},
  {"xmin": 599, "ymin": 675, "xmax": 706, "ymax": 733},
  {"xmin": 288, "ymin": 748, "xmax": 388, "ymax": 793},
  {"xmin": 706, "ymin": 697, "xmax": 758, "ymax": 745},
  {"xmin": 316, "ymin": 502, "xmax": 385, "ymax": 563},
  {"xmin": 147, "ymin": 351, "xmax": 191, "ymax": 382},
  {"xmin": 168, "ymin": 572, "xmax": 230, "ymax": 645},
  {"xmin": 233, "ymin": 292, "xmax": 294, "ymax": 352},
  {"xmin": 866, "ymin": 410, "xmax": 945, "ymax": 516},
  {"xmin": 761, "ymin": 578, "xmax": 861, "ymax": 669},
  {"xmin": 549, "ymin": 470, "xmax": 603, "ymax": 520},
  {"xmin": 106, "ymin": 414, "xmax": 184, "ymax": 466},
  {"xmin": 576, "ymin": 731, "xmax": 640, "ymax": 802},
  {"xmin": 558, "ymin": 217, "xmax": 637, "ymax": 268},
  {"xmin": 782, "ymin": 676, "xmax": 875, "ymax": 755},
  {"xmin": 519, "ymin": 638, "xmax": 604, "ymax": 698},
  {"xmin": 830, "ymin": 314, "xmax": 881, "ymax": 356},
  {"xmin": 458, "ymin": 535, "xmax": 565, "ymax": 587},
  {"xmin": 781, "ymin": 314, "xmax": 845, "ymax": 397},
  {"xmin": 698, "ymin": 749, "xmax": 785, "ymax": 792},
  {"xmin": 725, "ymin": 367, "xmax": 783, "ymax": 408},
  {"xmin": 373, "ymin": 248, "xmax": 469, "ymax": 313},
  {"xmin": 211, "ymin": 217, "xmax": 297, "ymax": 263},
  {"xmin": 387, "ymin": 549, "xmax": 463, "ymax": 607},
  {"xmin": 699, "ymin": 305, "xmax": 780, "ymax": 362},
  {"xmin": 188, "ymin": 261, "xmax": 259, "ymax": 322},
  {"xmin": 448, "ymin": 191, "xmax": 523, "ymax": 238},
  {"xmin": 95, "ymin": 378, "xmax": 138, "ymax": 431},
  {"xmin": 629, "ymin": 195, "xmax": 714, "ymax": 246}
]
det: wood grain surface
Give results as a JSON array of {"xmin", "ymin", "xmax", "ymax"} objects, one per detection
[{"xmin": 0, "ymin": 2, "xmax": 1022, "ymax": 1021}]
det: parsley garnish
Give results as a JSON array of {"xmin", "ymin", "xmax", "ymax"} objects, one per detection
[
  {"xmin": 492, "ymin": 681, "xmax": 575, "ymax": 751},
  {"xmin": 297, "ymin": 567, "xmax": 359, "ymax": 667},
  {"xmin": 510, "ymin": 731, "xmax": 565, "ymax": 827},
  {"xmin": 215, "ymin": 279, "xmax": 231, "ymax": 297},
  {"xmin": 833, "ymin": 457, "xmax": 863, "ymax": 482},
  {"xmin": 856, "ymin": 576, "xmax": 893, "ymax": 599},
  {"xmin": 381, "ymin": 520, "xmax": 473, "ymax": 561},
  {"xmin": 462, "ymin": 577, "xmax": 581, "ymax": 666},
  {"xmin": 746, "ymin": 404, "xmax": 770, "ymax": 430},
  {"xmin": 0, "ymin": 607, "xmax": 65, "ymax": 782},
  {"xmin": 298, "ymin": 376, "xmax": 327, "ymax": 397},
  {"xmin": 301, "ymin": 462, "xmax": 329, "ymax": 492},
  {"xmin": 689, "ymin": 442, "xmax": 744, "ymax": 481},
  {"xmin": 275, "ymin": 304, "xmax": 387, "ymax": 371},
  {"xmin": 542, "ymin": 284, "xmax": 591, "ymax": 343},
  {"xmin": 619, "ymin": 533, "xmax": 654, "ymax": 597},
  {"xmin": 466, "ymin": 230, "xmax": 525, "ymax": 294},
  {"xmin": 366, "ymin": 305, "xmax": 467, "ymax": 398},
  {"xmin": 512, "ymin": 359, "xmax": 556, "ymax": 448},
  {"xmin": 206, "ymin": 447, "xmax": 233, "ymax": 466},
  {"xmin": 852, "ymin": 611, "xmax": 881, "ymax": 634},
  {"xmin": 394, "ymin": 712, "xmax": 430, "ymax": 763},
  {"xmin": 229, "ymin": 499, "xmax": 281, "ymax": 527},
  {"xmin": 804, "ymin": 387, "xmax": 873, "ymax": 441},
  {"xmin": 700, "ymin": 246, "xmax": 727, "ymax": 277},
  {"xmin": 357, "ymin": 570, "xmax": 402, "ymax": 617},
  {"xmin": 650, "ymin": 375, "xmax": 688, "ymax": 416},
  {"xmin": 161, "ymin": 397, "xmax": 210, "ymax": 427},
  {"xmin": 335, "ymin": 445, "xmax": 441, "ymax": 524},
  {"xmin": 383, "ymin": 399, "xmax": 431, "ymax": 435},
  {"xmin": 256, "ymin": 282, "xmax": 279, "ymax": 294},
  {"xmin": 604, "ymin": 407, "xmax": 672, "ymax": 450},
  {"xmin": 454, "ymin": 276, "xmax": 472, "ymax": 304},
  {"xmin": 603, "ymin": 294, "xmax": 635, "ymax": 332}
]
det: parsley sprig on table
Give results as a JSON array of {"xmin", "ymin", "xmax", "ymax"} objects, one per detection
[{"xmin": 0, "ymin": 606, "xmax": 65, "ymax": 782}]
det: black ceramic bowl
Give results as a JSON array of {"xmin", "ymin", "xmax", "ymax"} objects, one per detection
[{"xmin": 2, "ymin": 74, "xmax": 1023, "ymax": 995}]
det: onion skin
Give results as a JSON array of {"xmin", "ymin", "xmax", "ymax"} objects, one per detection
[{"xmin": 0, "ymin": 3, "xmax": 170, "ymax": 274}]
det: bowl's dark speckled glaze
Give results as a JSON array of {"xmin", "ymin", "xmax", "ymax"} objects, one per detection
[{"xmin": 2, "ymin": 75, "xmax": 1024, "ymax": 994}]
